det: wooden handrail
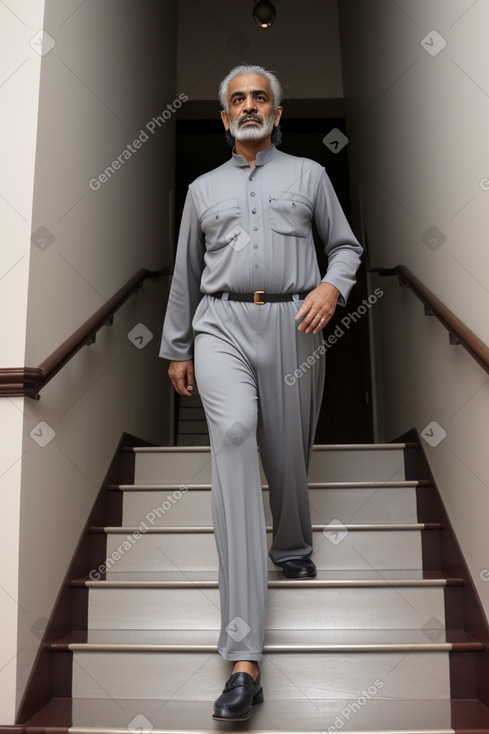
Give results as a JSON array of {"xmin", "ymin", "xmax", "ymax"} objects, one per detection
[
  {"xmin": 0, "ymin": 268, "xmax": 167, "ymax": 399},
  {"xmin": 373, "ymin": 265, "xmax": 489, "ymax": 376}
]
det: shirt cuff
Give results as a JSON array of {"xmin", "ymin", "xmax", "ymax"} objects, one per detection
[{"xmin": 320, "ymin": 275, "xmax": 349, "ymax": 307}]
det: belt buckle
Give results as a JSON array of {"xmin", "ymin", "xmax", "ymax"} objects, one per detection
[{"xmin": 253, "ymin": 290, "xmax": 265, "ymax": 305}]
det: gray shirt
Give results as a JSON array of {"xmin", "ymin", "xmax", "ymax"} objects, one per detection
[{"xmin": 159, "ymin": 144, "xmax": 363, "ymax": 361}]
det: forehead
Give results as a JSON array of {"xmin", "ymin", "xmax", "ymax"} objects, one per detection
[{"xmin": 226, "ymin": 73, "xmax": 272, "ymax": 99}]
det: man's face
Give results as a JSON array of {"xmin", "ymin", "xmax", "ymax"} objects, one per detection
[{"xmin": 221, "ymin": 73, "xmax": 282, "ymax": 142}]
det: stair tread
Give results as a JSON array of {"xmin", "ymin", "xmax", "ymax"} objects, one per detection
[
  {"xmin": 24, "ymin": 697, "xmax": 489, "ymax": 731},
  {"xmin": 72, "ymin": 568, "xmax": 462, "ymax": 587},
  {"xmin": 91, "ymin": 522, "xmax": 441, "ymax": 533},
  {"xmin": 131, "ymin": 442, "xmax": 410, "ymax": 453},
  {"xmin": 114, "ymin": 479, "xmax": 427, "ymax": 490},
  {"xmin": 53, "ymin": 628, "xmax": 482, "ymax": 649}
]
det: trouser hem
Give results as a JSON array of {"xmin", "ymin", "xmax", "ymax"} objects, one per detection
[
  {"xmin": 271, "ymin": 552, "xmax": 313, "ymax": 564},
  {"xmin": 218, "ymin": 649, "xmax": 263, "ymax": 661}
]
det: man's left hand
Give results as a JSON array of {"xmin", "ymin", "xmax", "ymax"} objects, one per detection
[{"xmin": 295, "ymin": 282, "xmax": 340, "ymax": 334}]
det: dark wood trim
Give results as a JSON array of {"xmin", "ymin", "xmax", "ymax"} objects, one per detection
[
  {"xmin": 373, "ymin": 265, "xmax": 489, "ymax": 376},
  {"xmin": 1, "ymin": 698, "xmax": 72, "ymax": 732},
  {"xmin": 16, "ymin": 432, "xmax": 141, "ymax": 725},
  {"xmin": 399, "ymin": 428, "xmax": 489, "ymax": 708},
  {"xmin": 0, "ymin": 268, "xmax": 167, "ymax": 399}
]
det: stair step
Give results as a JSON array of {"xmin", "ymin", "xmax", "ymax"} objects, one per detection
[
  {"xmin": 68, "ymin": 649, "xmax": 451, "ymax": 700},
  {"xmin": 177, "ymin": 420, "xmax": 208, "ymax": 434},
  {"xmin": 84, "ymin": 584, "xmax": 450, "ymax": 631},
  {"xmin": 115, "ymin": 482, "xmax": 427, "ymax": 526},
  {"xmin": 24, "ymin": 697, "xmax": 489, "ymax": 733},
  {"xmin": 53, "ymin": 628, "xmax": 483, "ymax": 652},
  {"xmin": 92, "ymin": 523, "xmax": 439, "ymax": 533},
  {"xmin": 176, "ymin": 434, "xmax": 211, "ymax": 446},
  {"xmin": 73, "ymin": 568, "xmax": 463, "ymax": 588},
  {"xmin": 179, "ymin": 406, "xmax": 206, "ymax": 420},
  {"xmin": 132, "ymin": 444, "xmax": 408, "ymax": 484},
  {"xmin": 113, "ymin": 480, "xmax": 428, "ymax": 489},
  {"xmin": 89, "ymin": 524, "xmax": 438, "ymax": 573},
  {"xmin": 178, "ymin": 393, "xmax": 204, "ymax": 408},
  {"xmin": 131, "ymin": 443, "xmax": 413, "ymax": 452}
]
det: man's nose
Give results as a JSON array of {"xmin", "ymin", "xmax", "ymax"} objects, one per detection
[{"xmin": 243, "ymin": 95, "xmax": 257, "ymax": 112}]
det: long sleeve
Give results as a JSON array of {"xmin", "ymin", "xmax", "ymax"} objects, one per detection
[
  {"xmin": 159, "ymin": 190, "xmax": 205, "ymax": 361},
  {"xmin": 313, "ymin": 169, "xmax": 363, "ymax": 306}
]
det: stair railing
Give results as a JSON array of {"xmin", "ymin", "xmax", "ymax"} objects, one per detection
[
  {"xmin": 0, "ymin": 267, "xmax": 167, "ymax": 400},
  {"xmin": 371, "ymin": 265, "xmax": 489, "ymax": 377},
  {"xmin": 4, "ymin": 264, "xmax": 487, "ymax": 398}
]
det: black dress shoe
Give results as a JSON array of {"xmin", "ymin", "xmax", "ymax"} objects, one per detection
[
  {"xmin": 276, "ymin": 557, "xmax": 317, "ymax": 578},
  {"xmin": 212, "ymin": 670, "xmax": 264, "ymax": 721}
]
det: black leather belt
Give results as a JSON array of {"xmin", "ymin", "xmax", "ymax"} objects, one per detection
[{"xmin": 210, "ymin": 290, "xmax": 309, "ymax": 305}]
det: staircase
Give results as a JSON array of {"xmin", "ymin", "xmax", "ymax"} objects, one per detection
[
  {"xmin": 175, "ymin": 391, "xmax": 209, "ymax": 446},
  {"xmin": 20, "ymin": 438, "xmax": 489, "ymax": 732}
]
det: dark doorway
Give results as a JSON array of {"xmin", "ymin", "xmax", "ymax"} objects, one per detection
[{"xmin": 173, "ymin": 110, "xmax": 373, "ymax": 443}]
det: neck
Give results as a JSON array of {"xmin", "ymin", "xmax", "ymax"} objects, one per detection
[{"xmin": 234, "ymin": 136, "xmax": 273, "ymax": 167}]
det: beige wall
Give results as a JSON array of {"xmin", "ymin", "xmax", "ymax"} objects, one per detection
[
  {"xmin": 0, "ymin": 0, "xmax": 46, "ymax": 722},
  {"xmin": 338, "ymin": 0, "xmax": 489, "ymax": 616},
  {"xmin": 0, "ymin": 0, "xmax": 178, "ymax": 723},
  {"xmin": 177, "ymin": 0, "xmax": 344, "ymax": 100}
]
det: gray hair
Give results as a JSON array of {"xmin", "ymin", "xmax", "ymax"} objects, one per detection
[{"xmin": 219, "ymin": 64, "xmax": 283, "ymax": 111}]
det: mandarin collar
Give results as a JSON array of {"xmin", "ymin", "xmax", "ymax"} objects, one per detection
[{"xmin": 232, "ymin": 144, "xmax": 277, "ymax": 168}]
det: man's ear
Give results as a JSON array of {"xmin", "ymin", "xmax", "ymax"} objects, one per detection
[
  {"xmin": 220, "ymin": 109, "xmax": 230, "ymax": 131},
  {"xmin": 274, "ymin": 106, "xmax": 283, "ymax": 127}
]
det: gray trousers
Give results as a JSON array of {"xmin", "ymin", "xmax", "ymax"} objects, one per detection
[{"xmin": 193, "ymin": 295, "xmax": 325, "ymax": 661}]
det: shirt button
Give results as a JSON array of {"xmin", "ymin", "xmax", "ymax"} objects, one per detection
[
  {"xmin": 253, "ymin": 226, "xmax": 258, "ymax": 231},
  {"xmin": 252, "ymin": 208, "xmax": 257, "ymax": 214},
  {"xmin": 250, "ymin": 192, "xmax": 255, "ymax": 197},
  {"xmin": 254, "ymin": 264, "xmax": 259, "ymax": 269},
  {"xmin": 253, "ymin": 244, "xmax": 258, "ymax": 249}
]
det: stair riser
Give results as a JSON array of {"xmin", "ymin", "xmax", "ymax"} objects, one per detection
[
  {"xmin": 87, "ymin": 587, "xmax": 446, "ymax": 631},
  {"xmin": 134, "ymin": 449, "xmax": 406, "ymax": 484},
  {"xmin": 71, "ymin": 650, "xmax": 450, "ymax": 700},
  {"xmin": 177, "ymin": 435, "xmax": 210, "ymax": 445},
  {"xmin": 121, "ymin": 487, "xmax": 418, "ymax": 527},
  {"xmin": 179, "ymin": 407, "xmax": 205, "ymax": 420},
  {"xmin": 67, "ymin": 697, "xmax": 456, "ymax": 733},
  {"xmin": 177, "ymin": 420, "xmax": 208, "ymax": 434},
  {"xmin": 101, "ymin": 529, "xmax": 424, "ymax": 572}
]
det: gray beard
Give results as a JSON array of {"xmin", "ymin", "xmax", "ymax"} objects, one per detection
[{"xmin": 229, "ymin": 113, "xmax": 276, "ymax": 141}]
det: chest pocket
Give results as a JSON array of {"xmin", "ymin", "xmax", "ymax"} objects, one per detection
[
  {"xmin": 268, "ymin": 191, "xmax": 313, "ymax": 238},
  {"xmin": 200, "ymin": 198, "xmax": 241, "ymax": 251}
]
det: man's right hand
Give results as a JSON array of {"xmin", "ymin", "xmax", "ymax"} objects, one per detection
[{"xmin": 168, "ymin": 359, "xmax": 195, "ymax": 397}]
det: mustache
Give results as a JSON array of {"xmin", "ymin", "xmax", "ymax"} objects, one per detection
[{"xmin": 237, "ymin": 113, "xmax": 264, "ymax": 126}]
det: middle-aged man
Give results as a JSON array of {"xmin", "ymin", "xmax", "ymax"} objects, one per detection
[{"xmin": 159, "ymin": 64, "xmax": 363, "ymax": 722}]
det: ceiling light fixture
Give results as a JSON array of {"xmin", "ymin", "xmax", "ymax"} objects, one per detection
[{"xmin": 253, "ymin": 0, "xmax": 276, "ymax": 28}]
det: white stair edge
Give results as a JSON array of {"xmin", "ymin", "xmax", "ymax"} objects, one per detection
[
  {"xmin": 70, "ymin": 728, "xmax": 453, "ymax": 734},
  {"xmin": 85, "ymin": 578, "xmax": 449, "ymax": 588},
  {"xmin": 68, "ymin": 642, "xmax": 455, "ymax": 653},
  {"xmin": 99, "ymin": 523, "xmax": 432, "ymax": 533},
  {"xmin": 132, "ymin": 443, "xmax": 409, "ymax": 453},
  {"xmin": 117, "ymin": 480, "xmax": 422, "ymax": 490}
]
